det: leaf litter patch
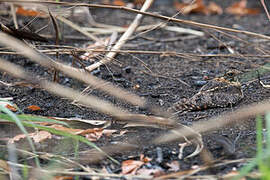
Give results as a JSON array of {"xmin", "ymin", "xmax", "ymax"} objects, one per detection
[{"xmin": 0, "ymin": 0, "xmax": 269, "ymax": 178}]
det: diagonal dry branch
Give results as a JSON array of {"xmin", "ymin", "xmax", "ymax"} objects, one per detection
[
  {"xmin": 0, "ymin": 58, "xmax": 126, "ymax": 117},
  {"xmin": 155, "ymin": 99, "xmax": 270, "ymax": 144},
  {"xmin": 0, "ymin": 32, "xmax": 145, "ymax": 107},
  {"xmin": 85, "ymin": 0, "xmax": 154, "ymax": 72},
  {"xmin": 0, "ymin": 57, "xmax": 177, "ymax": 126}
]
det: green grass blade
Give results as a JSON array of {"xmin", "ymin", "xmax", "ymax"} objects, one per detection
[
  {"xmin": 0, "ymin": 113, "xmax": 69, "ymax": 126},
  {"xmin": 0, "ymin": 105, "xmax": 40, "ymax": 167}
]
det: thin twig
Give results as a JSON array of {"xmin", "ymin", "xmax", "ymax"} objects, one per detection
[
  {"xmin": 85, "ymin": 0, "xmax": 154, "ymax": 72},
  {"xmin": 155, "ymin": 99, "xmax": 270, "ymax": 144},
  {"xmin": 56, "ymin": 15, "xmax": 100, "ymax": 42}
]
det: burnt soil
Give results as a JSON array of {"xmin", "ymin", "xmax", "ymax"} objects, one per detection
[{"xmin": 1, "ymin": 0, "xmax": 270, "ymax": 178}]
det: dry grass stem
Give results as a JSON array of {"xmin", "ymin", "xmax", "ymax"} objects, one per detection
[
  {"xmin": 82, "ymin": 23, "xmax": 161, "ymax": 35},
  {"xmin": 0, "ymin": 32, "xmax": 145, "ymax": 107},
  {"xmin": 56, "ymin": 15, "xmax": 100, "ymax": 42},
  {"xmin": 156, "ymin": 99, "xmax": 270, "ymax": 144},
  {"xmin": 85, "ymin": 0, "xmax": 154, "ymax": 72},
  {"xmin": 0, "ymin": 58, "xmax": 128, "ymax": 117}
]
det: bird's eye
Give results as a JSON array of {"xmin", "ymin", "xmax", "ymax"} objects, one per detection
[{"xmin": 226, "ymin": 72, "xmax": 234, "ymax": 76}]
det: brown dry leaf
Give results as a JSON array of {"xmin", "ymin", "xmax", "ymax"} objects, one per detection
[
  {"xmin": 16, "ymin": 5, "xmax": 47, "ymax": 17},
  {"xmin": 133, "ymin": 0, "xmax": 145, "ymax": 6},
  {"xmin": 79, "ymin": 128, "xmax": 103, "ymax": 141},
  {"xmin": 174, "ymin": 0, "xmax": 209, "ymax": 15},
  {"xmin": 80, "ymin": 37, "xmax": 110, "ymax": 61},
  {"xmin": 27, "ymin": 105, "xmax": 41, "ymax": 111},
  {"xmin": 140, "ymin": 154, "xmax": 152, "ymax": 163},
  {"xmin": 32, "ymin": 131, "xmax": 52, "ymax": 143},
  {"xmin": 5, "ymin": 104, "xmax": 17, "ymax": 112},
  {"xmin": 0, "ymin": 101, "xmax": 17, "ymax": 112},
  {"xmin": 121, "ymin": 154, "xmax": 151, "ymax": 174},
  {"xmin": 9, "ymin": 134, "xmax": 26, "ymax": 143},
  {"xmin": 0, "ymin": 159, "xmax": 10, "ymax": 173},
  {"xmin": 166, "ymin": 161, "xmax": 180, "ymax": 172},
  {"xmin": 53, "ymin": 176, "xmax": 73, "ymax": 180},
  {"xmin": 113, "ymin": 0, "xmax": 126, "ymax": 6},
  {"xmin": 226, "ymin": 0, "xmax": 260, "ymax": 15},
  {"xmin": 49, "ymin": 125, "xmax": 116, "ymax": 141},
  {"xmin": 207, "ymin": 2, "xmax": 223, "ymax": 15},
  {"xmin": 9, "ymin": 131, "xmax": 52, "ymax": 143},
  {"xmin": 121, "ymin": 159, "xmax": 144, "ymax": 175}
]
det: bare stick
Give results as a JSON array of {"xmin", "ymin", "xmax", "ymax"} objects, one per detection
[
  {"xmin": 155, "ymin": 99, "xmax": 270, "ymax": 144},
  {"xmin": 0, "ymin": 32, "xmax": 144, "ymax": 107},
  {"xmin": 56, "ymin": 15, "xmax": 100, "ymax": 42},
  {"xmin": 85, "ymin": 0, "xmax": 154, "ymax": 72}
]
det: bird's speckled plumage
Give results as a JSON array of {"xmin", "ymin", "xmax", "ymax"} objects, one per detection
[{"xmin": 168, "ymin": 70, "xmax": 244, "ymax": 113}]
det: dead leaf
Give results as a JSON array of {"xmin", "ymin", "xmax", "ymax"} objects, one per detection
[
  {"xmin": 80, "ymin": 37, "xmax": 110, "ymax": 61},
  {"xmin": 53, "ymin": 176, "xmax": 73, "ymax": 180},
  {"xmin": 134, "ymin": 0, "xmax": 145, "ymax": 6},
  {"xmin": 9, "ymin": 131, "xmax": 52, "ymax": 143},
  {"xmin": 207, "ymin": 2, "xmax": 223, "ymax": 15},
  {"xmin": 166, "ymin": 161, "xmax": 180, "ymax": 172},
  {"xmin": 140, "ymin": 154, "xmax": 152, "ymax": 163},
  {"xmin": 16, "ymin": 6, "xmax": 46, "ymax": 17},
  {"xmin": 9, "ymin": 134, "xmax": 26, "ymax": 143},
  {"xmin": 174, "ymin": 0, "xmax": 209, "ymax": 15},
  {"xmin": 0, "ymin": 101, "xmax": 17, "ymax": 112},
  {"xmin": 5, "ymin": 104, "xmax": 17, "ymax": 112},
  {"xmin": 121, "ymin": 160, "xmax": 144, "ymax": 174},
  {"xmin": 80, "ymin": 128, "xmax": 103, "ymax": 141},
  {"xmin": 0, "ymin": 159, "xmax": 10, "ymax": 173},
  {"xmin": 27, "ymin": 105, "xmax": 41, "ymax": 111},
  {"xmin": 32, "ymin": 131, "xmax": 52, "ymax": 143},
  {"xmin": 226, "ymin": 0, "xmax": 260, "ymax": 15},
  {"xmin": 113, "ymin": 0, "xmax": 126, "ymax": 6}
]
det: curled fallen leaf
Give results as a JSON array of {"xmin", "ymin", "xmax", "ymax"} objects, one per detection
[
  {"xmin": 174, "ymin": 0, "xmax": 209, "ymax": 15},
  {"xmin": 27, "ymin": 105, "xmax": 41, "ymax": 111},
  {"xmin": 9, "ymin": 131, "xmax": 52, "ymax": 144},
  {"xmin": 226, "ymin": 0, "xmax": 260, "ymax": 16},
  {"xmin": 82, "ymin": 128, "xmax": 104, "ymax": 141},
  {"xmin": 16, "ymin": 6, "xmax": 46, "ymax": 17},
  {"xmin": 5, "ymin": 104, "xmax": 17, "ymax": 112},
  {"xmin": 121, "ymin": 160, "xmax": 144, "ymax": 175},
  {"xmin": 207, "ymin": 2, "xmax": 223, "ymax": 15},
  {"xmin": 140, "ymin": 154, "xmax": 152, "ymax": 163},
  {"xmin": 80, "ymin": 37, "xmax": 110, "ymax": 61},
  {"xmin": 113, "ymin": 0, "xmax": 126, "ymax": 6}
]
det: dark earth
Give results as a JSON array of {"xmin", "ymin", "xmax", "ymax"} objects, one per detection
[{"xmin": 1, "ymin": 0, "xmax": 270, "ymax": 178}]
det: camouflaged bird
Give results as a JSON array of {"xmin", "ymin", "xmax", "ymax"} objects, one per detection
[{"xmin": 168, "ymin": 70, "xmax": 244, "ymax": 113}]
